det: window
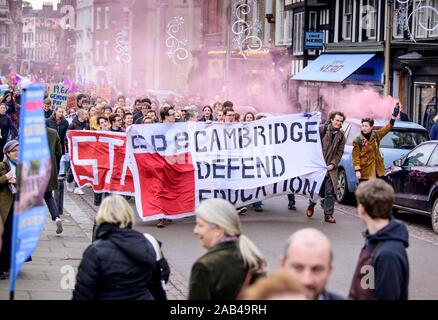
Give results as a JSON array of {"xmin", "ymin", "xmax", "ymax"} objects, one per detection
[
  {"xmin": 428, "ymin": 146, "xmax": 438, "ymax": 166},
  {"xmin": 0, "ymin": 25, "xmax": 7, "ymax": 48},
  {"xmin": 362, "ymin": 0, "xmax": 377, "ymax": 40},
  {"xmin": 393, "ymin": 1, "xmax": 405, "ymax": 38},
  {"xmin": 412, "ymin": 0, "xmax": 438, "ymax": 38},
  {"xmin": 430, "ymin": 0, "xmax": 438, "ymax": 37},
  {"xmin": 404, "ymin": 143, "xmax": 436, "ymax": 167},
  {"xmin": 309, "ymin": 11, "xmax": 317, "ymax": 31},
  {"xmin": 343, "ymin": 0, "xmax": 353, "ymax": 40},
  {"xmin": 95, "ymin": 40, "xmax": 100, "ymax": 63},
  {"xmin": 104, "ymin": 7, "xmax": 110, "ymax": 30},
  {"xmin": 293, "ymin": 12, "xmax": 304, "ymax": 54},
  {"xmin": 103, "ymin": 40, "xmax": 108, "ymax": 63},
  {"xmin": 96, "ymin": 7, "xmax": 101, "ymax": 30},
  {"xmin": 379, "ymin": 130, "xmax": 429, "ymax": 149},
  {"xmin": 275, "ymin": 0, "xmax": 285, "ymax": 45},
  {"xmin": 286, "ymin": 11, "xmax": 293, "ymax": 44},
  {"xmin": 414, "ymin": 82, "xmax": 437, "ymax": 130}
]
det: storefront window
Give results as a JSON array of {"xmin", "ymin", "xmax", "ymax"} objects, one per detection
[{"xmin": 414, "ymin": 82, "xmax": 437, "ymax": 131}]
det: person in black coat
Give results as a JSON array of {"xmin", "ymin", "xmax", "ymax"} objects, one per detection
[
  {"xmin": 46, "ymin": 106, "xmax": 69, "ymax": 155},
  {"xmin": 0, "ymin": 103, "xmax": 18, "ymax": 161},
  {"xmin": 72, "ymin": 195, "xmax": 169, "ymax": 300}
]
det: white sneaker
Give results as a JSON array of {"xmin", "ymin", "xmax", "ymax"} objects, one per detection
[
  {"xmin": 66, "ymin": 182, "xmax": 74, "ymax": 192},
  {"xmin": 74, "ymin": 188, "xmax": 85, "ymax": 195},
  {"xmin": 55, "ymin": 218, "xmax": 63, "ymax": 234}
]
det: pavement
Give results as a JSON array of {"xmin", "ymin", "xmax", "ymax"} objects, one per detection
[{"xmin": 0, "ymin": 192, "xmax": 188, "ymax": 300}]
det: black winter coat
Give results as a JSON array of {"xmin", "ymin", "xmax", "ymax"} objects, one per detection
[
  {"xmin": 72, "ymin": 223, "xmax": 158, "ymax": 300},
  {"xmin": 68, "ymin": 118, "xmax": 90, "ymax": 131},
  {"xmin": 46, "ymin": 116, "xmax": 69, "ymax": 154}
]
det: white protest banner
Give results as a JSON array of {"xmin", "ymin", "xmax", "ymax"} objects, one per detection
[
  {"xmin": 48, "ymin": 83, "xmax": 69, "ymax": 107},
  {"xmin": 127, "ymin": 113, "xmax": 327, "ymax": 221}
]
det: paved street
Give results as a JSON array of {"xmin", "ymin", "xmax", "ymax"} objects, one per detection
[
  {"xmin": 1, "ymin": 187, "xmax": 438, "ymax": 300},
  {"xmin": 73, "ymin": 188, "xmax": 438, "ymax": 300}
]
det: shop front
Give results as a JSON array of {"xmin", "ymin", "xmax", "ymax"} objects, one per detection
[
  {"xmin": 397, "ymin": 51, "xmax": 438, "ymax": 131},
  {"xmin": 291, "ymin": 53, "xmax": 384, "ymax": 115}
]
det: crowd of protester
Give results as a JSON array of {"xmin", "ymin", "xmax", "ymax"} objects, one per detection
[{"xmin": 0, "ymin": 85, "xmax": 411, "ymax": 301}]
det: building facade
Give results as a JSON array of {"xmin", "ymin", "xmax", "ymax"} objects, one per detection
[
  {"xmin": 288, "ymin": 0, "xmax": 438, "ymax": 125},
  {"xmin": 0, "ymin": 0, "xmax": 23, "ymax": 75},
  {"xmin": 22, "ymin": 1, "xmax": 61, "ymax": 80},
  {"xmin": 75, "ymin": 0, "xmax": 94, "ymax": 83}
]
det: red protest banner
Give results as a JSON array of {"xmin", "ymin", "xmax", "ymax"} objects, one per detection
[{"xmin": 67, "ymin": 130, "xmax": 134, "ymax": 195}]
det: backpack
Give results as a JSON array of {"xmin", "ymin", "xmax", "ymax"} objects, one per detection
[{"xmin": 357, "ymin": 131, "xmax": 379, "ymax": 152}]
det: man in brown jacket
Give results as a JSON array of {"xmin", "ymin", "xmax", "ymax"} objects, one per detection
[
  {"xmin": 306, "ymin": 111, "xmax": 346, "ymax": 223},
  {"xmin": 352, "ymin": 104, "xmax": 400, "ymax": 182}
]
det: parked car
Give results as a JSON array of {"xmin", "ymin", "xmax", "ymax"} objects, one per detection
[
  {"xmin": 336, "ymin": 119, "xmax": 429, "ymax": 203},
  {"xmin": 383, "ymin": 141, "xmax": 438, "ymax": 234}
]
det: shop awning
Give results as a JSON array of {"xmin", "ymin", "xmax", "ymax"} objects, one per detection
[{"xmin": 292, "ymin": 53, "xmax": 376, "ymax": 83}]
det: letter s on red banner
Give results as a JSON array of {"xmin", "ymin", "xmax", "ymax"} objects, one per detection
[{"xmin": 67, "ymin": 130, "xmax": 135, "ymax": 196}]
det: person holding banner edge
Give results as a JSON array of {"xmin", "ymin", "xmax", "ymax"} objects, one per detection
[{"xmin": 305, "ymin": 112, "xmax": 346, "ymax": 224}]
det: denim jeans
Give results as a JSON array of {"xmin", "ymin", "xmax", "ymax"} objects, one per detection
[{"xmin": 44, "ymin": 191, "xmax": 60, "ymax": 221}]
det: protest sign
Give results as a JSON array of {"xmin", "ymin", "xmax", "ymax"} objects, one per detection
[
  {"xmin": 48, "ymin": 83, "xmax": 69, "ymax": 107},
  {"xmin": 67, "ymin": 130, "xmax": 135, "ymax": 195},
  {"xmin": 68, "ymin": 114, "xmax": 327, "ymax": 221},
  {"xmin": 9, "ymin": 85, "xmax": 51, "ymax": 297},
  {"xmin": 127, "ymin": 114, "xmax": 327, "ymax": 221}
]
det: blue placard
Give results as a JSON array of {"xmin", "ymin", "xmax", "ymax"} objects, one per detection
[
  {"xmin": 305, "ymin": 32, "xmax": 324, "ymax": 49},
  {"xmin": 9, "ymin": 85, "xmax": 51, "ymax": 294}
]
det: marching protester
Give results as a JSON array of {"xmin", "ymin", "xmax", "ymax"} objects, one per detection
[
  {"xmin": 216, "ymin": 110, "xmax": 224, "ymax": 122},
  {"xmin": 243, "ymin": 112, "xmax": 255, "ymax": 123},
  {"xmin": 46, "ymin": 106, "xmax": 69, "ymax": 158},
  {"xmin": 103, "ymin": 106, "xmax": 112, "ymax": 118},
  {"xmin": 45, "ymin": 127, "xmax": 64, "ymax": 234},
  {"xmin": 134, "ymin": 102, "xmax": 152, "ymax": 124},
  {"xmin": 156, "ymin": 106, "xmax": 177, "ymax": 228},
  {"xmin": 352, "ymin": 103, "xmax": 400, "ymax": 182},
  {"xmin": 65, "ymin": 106, "xmax": 76, "ymax": 125},
  {"xmin": 189, "ymin": 199, "xmax": 267, "ymax": 300},
  {"xmin": 305, "ymin": 111, "xmax": 346, "ymax": 224},
  {"xmin": 73, "ymin": 195, "xmax": 170, "ymax": 300},
  {"xmin": 76, "ymin": 93, "xmax": 87, "ymax": 110},
  {"xmin": 93, "ymin": 116, "xmax": 111, "ymax": 206},
  {"xmin": 199, "ymin": 105, "xmax": 214, "ymax": 122},
  {"xmin": 0, "ymin": 141, "xmax": 20, "ymax": 279},
  {"xmin": 67, "ymin": 109, "xmax": 90, "ymax": 131},
  {"xmin": 1, "ymin": 92, "xmax": 18, "ymax": 126},
  {"xmin": 114, "ymin": 106, "xmax": 126, "ymax": 120},
  {"xmin": 109, "ymin": 113, "xmax": 125, "ymax": 132},
  {"xmin": 349, "ymin": 179, "xmax": 409, "ymax": 300},
  {"xmin": 0, "ymin": 103, "xmax": 18, "ymax": 162},
  {"xmin": 242, "ymin": 270, "xmax": 306, "ymax": 300},
  {"xmin": 221, "ymin": 107, "xmax": 248, "ymax": 215},
  {"xmin": 280, "ymin": 228, "xmax": 344, "ymax": 300},
  {"xmin": 213, "ymin": 101, "xmax": 223, "ymax": 118},
  {"xmin": 124, "ymin": 112, "xmax": 134, "ymax": 128},
  {"xmin": 65, "ymin": 109, "xmax": 90, "ymax": 194},
  {"xmin": 132, "ymin": 99, "xmax": 143, "ymax": 122},
  {"xmin": 43, "ymin": 98, "xmax": 53, "ymax": 120}
]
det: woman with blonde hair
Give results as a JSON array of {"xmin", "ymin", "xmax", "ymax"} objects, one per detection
[
  {"xmin": 189, "ymin": 198, "xmax": 267, "ymax": 300},
  {"xmin": 73, "ymin": 195, "xmax": 169, "ymax": 300}
]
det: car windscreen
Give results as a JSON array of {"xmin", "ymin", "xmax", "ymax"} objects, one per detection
[{"xmin": 379, "ymin": 129, "xmax": 429, "ymax": 149}]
